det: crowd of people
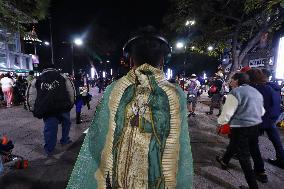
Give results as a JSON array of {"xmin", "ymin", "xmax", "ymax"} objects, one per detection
[
  {"xmin": 1, "ymin": 26, "xmax": 284, "ymax": 189},
  {"xmin": 0, "ymin": 71, "xmax": 34, "ymax": 108},
  {"xmin": 177, "ymin": 67, "xmax": 284, "ymax": 189}
]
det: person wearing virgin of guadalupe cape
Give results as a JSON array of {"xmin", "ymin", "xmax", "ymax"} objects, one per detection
[{"xmin": 67, "ymin": 27, "xmax": 193, "ymax": 189}]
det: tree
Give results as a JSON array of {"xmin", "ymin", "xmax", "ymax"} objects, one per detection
[
  {"xmin": 164, "ymin": 0, "xmax": 284, "ymax": 78},
  {"xmin": 0, "ymin": 0, "xmax": 50, "ymax": 32}
]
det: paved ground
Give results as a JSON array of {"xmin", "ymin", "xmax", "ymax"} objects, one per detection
[
  {"xmin": 0, "ymin": 90, "xmax": 283, "ymax": 189},
  {"xmin": 191, "ymin": 96, "xmax": 284, "ymax": 189},
  {"xmin": 0, "ymin": 87, "xmax": 103, "ymax": 189}
]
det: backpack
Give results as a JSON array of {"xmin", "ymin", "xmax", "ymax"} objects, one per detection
[
  {"xmin": 33, "ymin": 70, "xmax": 73, "ymax": 119},
  {"xmin": 187, "ymin": 80, "xmax": 198, "ymax": 96},
  {"xmin": 209, "ymin": 85, "xmax": 217, "ymax": 94}
]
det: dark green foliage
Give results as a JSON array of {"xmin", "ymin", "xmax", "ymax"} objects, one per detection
[
  {"xmin": 164, "ymin": 0, "xmax": 284, "ymax": 73},
  {"xmin": 0, "ymin": 0, "xmax": 50, "ymax": 32}
]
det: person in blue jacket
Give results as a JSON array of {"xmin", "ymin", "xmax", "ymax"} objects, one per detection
[{"xmin": 247, "ymin": 68, "xmax": 284, "ymax": 169}]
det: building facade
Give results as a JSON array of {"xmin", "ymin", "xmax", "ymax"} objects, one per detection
[{"xmin": 0, "ymin": 28, "xmax": 33, "ymax": 74}]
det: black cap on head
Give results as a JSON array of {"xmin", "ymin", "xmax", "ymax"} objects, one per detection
[{"xmin": 123, "ymin": 26, "xmax": 171, "ymax": 67}]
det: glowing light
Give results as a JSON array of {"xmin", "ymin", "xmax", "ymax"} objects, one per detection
[
  {"xmin": 167, "ymin": 68, "xmax": 171, "ymax": 80},
  {"xmin": 110, "ymin": 69, "xmax": 113, "ymax": 75},
  {"xmin": 203, "ymin": 73, "xmax": 207, "ymax": 80},
  {"xmin": 91, "ymin": 67, "xmax": 95, "ymax": 79},
  {"xmin": 208, "ymin": 46, "xmax": 213, "ymax": 51},
  {"xmin": 185, "ymin": 20, "xmax": 195, "ymax": 26},
  {"xmin": 276, "ymin": 36, "xmax": 284, "ymax": 79},
  {"xmin": 167, "ymin": 68, "xmax": 173, "ymax": 80},
  {"xmin": 103, "ymin": 71, "xmax": 106, "ymax": 78},
  {"xmin": 106, "ymin": 60, "xmax": 110, "ymax": 63},
  {"xmin": 176, "ymin": 42, "xmax": 185, "ymax": 49},
  {"xmin": 74, "ymin": 38, "xmax": 83, "ymax": 46},
  {"xmin": 44, "ymin": 41, "xmax": 50, "ymax": 46}
]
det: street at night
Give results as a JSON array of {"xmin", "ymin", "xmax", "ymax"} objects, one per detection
[
  {"xmin": 0, "ymin": 92, "xmax": 283, "ymax": 189},
  {"xmin": 1, "ymin": 0, "xmax": 284, "ymax": 189}
]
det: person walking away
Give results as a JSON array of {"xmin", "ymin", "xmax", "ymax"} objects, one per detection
[
  {"xmin": 97, "ymin": 77, "xmax": 104, "ymax": 93},
  {"xmin": 216, "ymin": 72, "xmax": 266, "ymax": 189},
  {"xmin": 82, "ymin": 74, "xmax": 91, "ymax": 110},
  {"xmin": 206, "ymin": 71, "xmax": 224, "ymax": 115},
  {"xmin": 74, "ymin": 73, "xmax": 85, "ymax": 124},
  {"xmin": 0, "ymin": 73, "xmax": 14, "ymax": 108},
  {"xmin": 247, "ymin": 68, "xmax": 284, "ymax": 169},
  {"xmin": 67, "ymin": 26, "xmax": 193, "ymax": 189},
  {"xmin": 14, "ymin": 76, "xmax": 27, "ymax": 105},
  {"xmin": 186, "ymin": 74, "xmax": 200, "ymax": 117},
  {"xmin": 26, "ymin": 64, "xmax": 75, "ymax": 158}
]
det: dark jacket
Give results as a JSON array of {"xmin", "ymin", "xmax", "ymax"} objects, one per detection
[
  {"xmin": 74, "ymin": 79, "xmax": 84, "ymax": 99},
  {"xmin": 27, "ymin": 68, "xmax": 75, "ymax": 119},
  {"xmin": 252, "ymin": 82, "xmax": 281, "ymax": 128},
  {"xmin": 213, "ymin": 78, "xmax": 223, "ymax": 93}
]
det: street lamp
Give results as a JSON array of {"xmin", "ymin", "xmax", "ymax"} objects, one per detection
[
  {"xmin": 175, "ymin": 41, "xmax": 187, "ymax": 76},
  {"xmin": 71, "ymin": 38, "xmax": 83, "ymax": 75},
  {"xmin": 176, "ymin": 42, "xmax": 185, "ymax": 49},
  {"xmin": 74, "ymin": 38, "xmax": 83, "ymax": 46},
  {"xmin": 44, "ymin": 41, "xmax": 50, "ymax": 46},
  {"xmin": 208, "ymin": 46, "xmax": 214, "ymax": 51},
  {"xmin": 185, "ymin": 20, "xmax": 196, "ymax": 26}
]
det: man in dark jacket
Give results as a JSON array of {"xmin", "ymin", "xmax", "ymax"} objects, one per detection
[
  {"xmin": 26, "ymin": 64, "xmax": 75, "ymax": 157},
  {"xmin": 247, "ymin": 68, "xmax": 284, "ymax": 169}
]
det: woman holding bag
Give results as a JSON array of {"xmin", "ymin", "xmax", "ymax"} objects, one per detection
[{"xmin": 216, "ymin": 72, "xmax": 266, "ymax": 189}]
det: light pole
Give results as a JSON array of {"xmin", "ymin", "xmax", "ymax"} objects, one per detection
[
  {"xmin": 71, "ymin": 38, "xmax": 83, "ymax": 75},
  {"xmin": 176, "ymin": 41, "xmax": 187, "ymax": 76},
  {"xmin": 48, "ymin": 17, "xmax": 55, "ymax": 65}
]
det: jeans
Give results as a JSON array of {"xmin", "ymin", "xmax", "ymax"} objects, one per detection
[
  {"xmin": 43, "ymin": 112, "xmax": 71, "ymax": 154},
  {"xmin": 75, "ymin": 99, "xmax": 84, "ymax": 113},
  {"xmin": 222, "ymin": 126, "xmax": 262, "ymax": 189},
  {"xmin": 263, "ymin": 125, "xmax": 284, "ymax": 160}
]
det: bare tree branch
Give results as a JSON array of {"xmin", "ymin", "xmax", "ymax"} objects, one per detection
[{"xmin": 239, "ymin": 12, "xmax": 284, "ymax": 64}]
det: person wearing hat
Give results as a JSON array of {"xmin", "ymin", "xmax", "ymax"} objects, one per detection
[
  {"xmin": 207, "ymin": 71, "xmax": 225, "ymax": 115},
  {"xmin": 67, "ymin": 26, "xmax": 193, "ymax": 189},
  {"xmin": 186, "ymin": 73, "xmax": 201, "ymax": 117}
]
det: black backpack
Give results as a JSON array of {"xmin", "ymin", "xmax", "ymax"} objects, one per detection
[{"xmin": 33, "ymin": 70, "xmax": 73, "ymax": 119}]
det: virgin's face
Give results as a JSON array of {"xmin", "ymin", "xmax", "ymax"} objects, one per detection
[{"xmin": 230, "ymin": 78, "xmax": 238, "ymax": 89}]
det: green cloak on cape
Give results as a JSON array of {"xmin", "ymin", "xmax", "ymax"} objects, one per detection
[{"xmin": 67, "ymin": 64, "xmax": 193, "ymax": 189}]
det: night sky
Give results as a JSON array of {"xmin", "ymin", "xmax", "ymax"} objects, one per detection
[
  {"xmin": 33, "ymin": 0, "xmax": 169, "ymax": 74},
  {"xmin": 28, "ymin": 0, "xmax": 219, "ymax": 76}
]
